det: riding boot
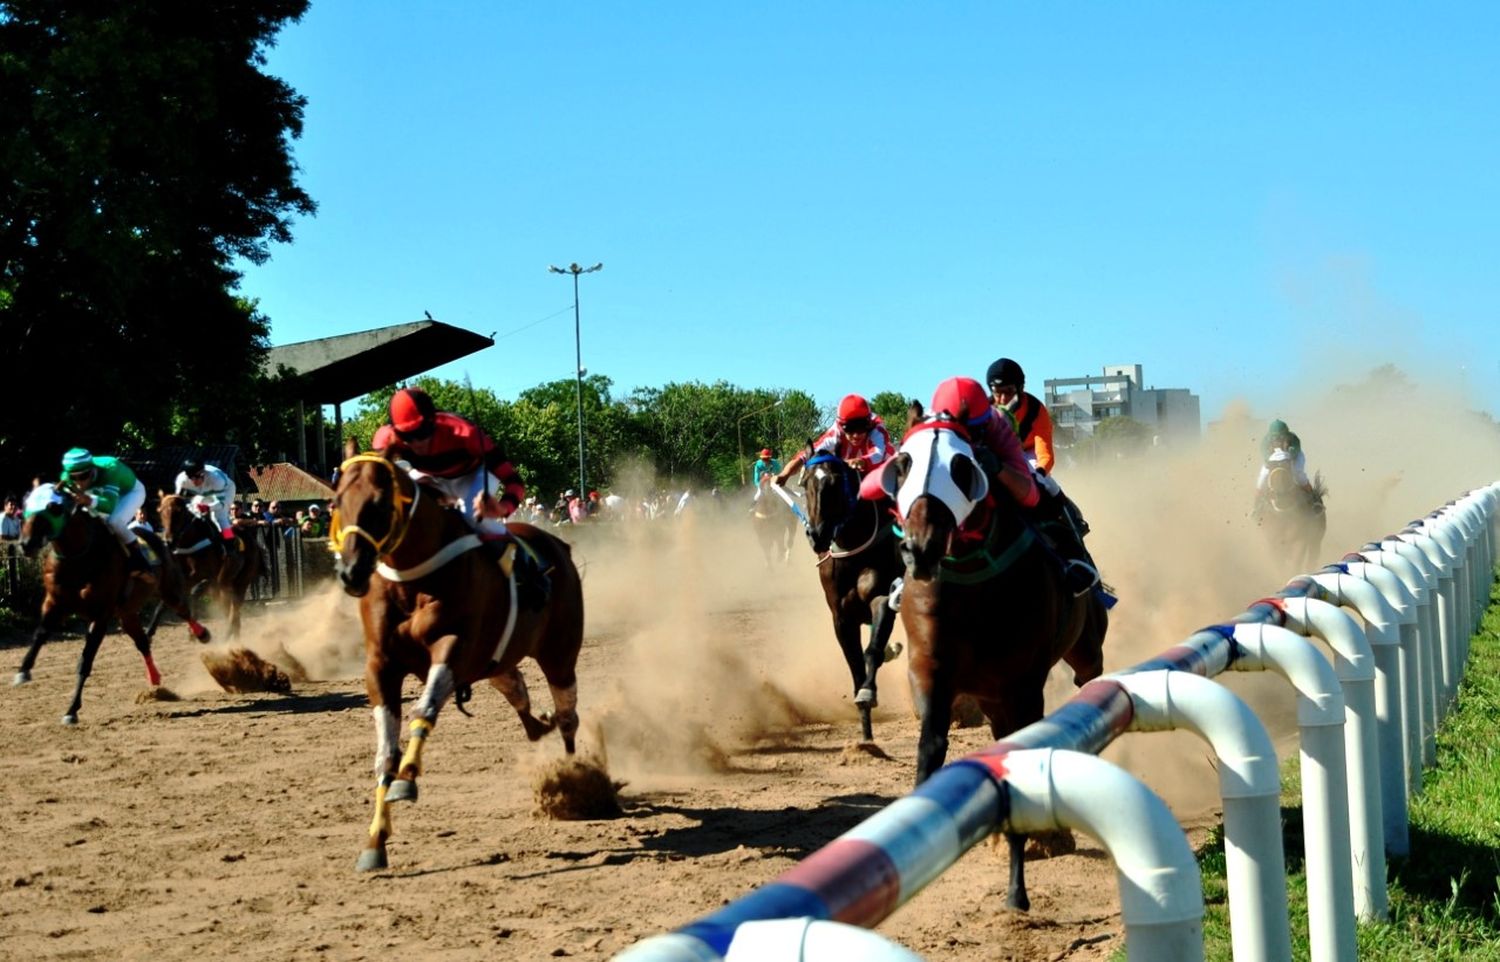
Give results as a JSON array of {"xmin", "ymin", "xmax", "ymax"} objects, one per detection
[
  {"xmin": 1060, "ymin": 491, "xmax": 1091, "ymax": 538},
  {"xmin": 1030, "ymin": 489, "xmax": 1100, "ymax": 598},
  {"xmin": 518, "ymin": 551, "xmax": 552, "ymax": 612}
]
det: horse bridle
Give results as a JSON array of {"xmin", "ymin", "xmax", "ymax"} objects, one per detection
[{"xmin": 331, "ymin": 455, "xmax": 421, "ymax": 558}]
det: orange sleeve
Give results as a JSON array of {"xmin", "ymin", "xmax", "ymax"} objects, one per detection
[{"xmin": 1033, "ymin": 404, "xmax": 1055, "ymax": 474}]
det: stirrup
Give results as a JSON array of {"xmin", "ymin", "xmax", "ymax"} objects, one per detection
[{"xmin": 1063, "ymin": 560, "xmax": 1099, "ymax": 598}]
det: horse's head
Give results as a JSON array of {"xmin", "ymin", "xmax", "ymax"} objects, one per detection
[
  {"xmin": 799, "ymin": 451, "xmax": 860, "ymax": 553},
  {"xmin": 878, "ymin": 410, "xmax": 989, "ymax": 580},
  {"xmin": 330, "ymin": 451, "xmax": 415, "ymax": 597},
  {"xmin": 159, "ymin": 493, "xmax": 212, "ymax": 550},
  {"xmin": 19, "ymin": 484, "xmax": 76, "ymax": 559}
]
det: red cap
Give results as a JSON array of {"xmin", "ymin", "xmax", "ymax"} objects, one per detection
[
  {"xmin": 390, "ymin": 388, "xmax": 437, "ymax": 438},
  {"xmin": 837, "ymin": 394, "xmax": 872, "ymax": 424},
  {"xmin": 759, "ymin": 448, "xmax": 773, "ymax": 458},
  {"xmin": 930, "ymin": 377, "xmax": 993, "ymax": 426}
]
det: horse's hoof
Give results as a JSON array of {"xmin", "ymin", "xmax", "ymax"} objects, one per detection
[
  {"xmin": 386, "ymin": 779, "xmax": 418, "ymax": 804},
  {"xmin": 884, "ymin": 641, "xmax": 903, "ymax": 660},
  {"xmin": 12, "ymin": 671, "xmax": 30, "ymax": 687},
  {"xmin": 355, "ymin": 847, "xmax": 389, "ymax": 872},
  {"xmin": 854, "ymin": 687, "xmax": 877, "ymax": 707},
  {"xmin": 61, "ymin": 714, "xmax": 78, "ymax": 726}
]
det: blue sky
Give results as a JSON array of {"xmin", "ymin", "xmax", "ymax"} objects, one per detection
[{"xmin": 239, "ymin": 3, "xmax": 1500, "ymax": 421}]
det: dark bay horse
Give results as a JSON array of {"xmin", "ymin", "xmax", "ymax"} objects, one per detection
[
  {"xmin": 331, "ymin": 451, "xmax": 584, "ymax": 872},
  {"xmin": 158, "ymin": 494, "xmax": 265, "ymax": 639},
  {"xmin": 751, "ymin": 475, "xmax": 797, "ymax": 567},
  {"xmin": 877, "ymin": 411, "xmax": 1107, "ymax": 911},
  {"xmin": 13, "ymin": 484, "xmax": 207, "ymax": 724},
  {"xmin": 1260, "ymin": 459, "xmax": 1327, "ymax": 571},
  {"xmin": 797, "ymin": 451, "xmax": 904, "ymax": 742}
]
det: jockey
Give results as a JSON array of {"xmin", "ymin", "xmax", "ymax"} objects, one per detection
[
  {"xmin": 987, "ymin": 356, "xmax": 1092, "ymax": 537},
  {"xmin": 1254, "ymin": 418, "xmax": 1316, "ymax": 511},
  {"xmin": 931, "ymin": 377, "xmax": 1103, "ymax": 598},
  {"xmin": 775, "ymin": 394, "xmax": 891, "ymax": 485},
  {"xmin": 985, "ymin": 357, "xmax": 1055, "ymax": 476},
  {"xmin": 750, "ymin": 448, "xmax": 781, "ymax": 504},
  {"xmin": 372, "ymin": 387, "xmax": 546, "ymax": 606},
  {"xmin": 58, "ymin": 448, "xmax": 151, "ymax": 572},
  {"xmin": 174, "ymin": 459, "xmax": 237, "ymax": 541}
]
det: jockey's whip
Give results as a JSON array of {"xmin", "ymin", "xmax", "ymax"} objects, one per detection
[{"xmin": 771, "ymin": 484, "xmax": 810, "ymax": 531}]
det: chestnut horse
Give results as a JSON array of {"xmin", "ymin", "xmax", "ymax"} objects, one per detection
[
  {"xmin": 158, "ymin": 494, "xmax": 264, "ymax": 639},
  {"xmin": 330, "ymin": 451, "xmax": 584, "ymax": 872},
  {"xmin": 13, "ymin": 484, "xmax": 208, "ymax": 724},
  {"xmin": 875, "ymin": 410, "xmax": 1107, "ymax": 911},
  {"xmin": 797, "ymin": 451, "xmax": 904, "ymax": 742}
]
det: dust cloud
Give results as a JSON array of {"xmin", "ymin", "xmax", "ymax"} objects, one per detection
[
  {"xmin": 1065, "ymin": 364, "xmax": 1500, "ymax": 817},
  {"xmin": 567, "ymin": 497, "xmax": 905, "ymax": 785}
]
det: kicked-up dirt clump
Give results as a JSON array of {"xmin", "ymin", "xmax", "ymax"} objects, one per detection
[
  {"xmin": 532, "ymin": 756, "xmax": 623, "ymax": 820},
  {"xmin": 200, "ymin": 646, "xmax": 293, "ymax": 694}
]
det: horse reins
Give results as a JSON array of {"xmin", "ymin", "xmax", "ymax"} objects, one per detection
[{"xmin": 331, "ymin": 454, "xmax": 420, "ymax": 558}]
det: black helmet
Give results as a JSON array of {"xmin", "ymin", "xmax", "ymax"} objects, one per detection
[
  {"xmin": 182, "ymin": 459, "xmax": 204, "ymax": 476},
  {"xmin": 986, "ymin": 357, "xmax": 1025, "ymax": 391}
]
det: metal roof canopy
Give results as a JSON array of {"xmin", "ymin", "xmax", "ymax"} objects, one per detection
[{"xmin": 267, "ymin": 320, "xmax": 494, "ymax": 405}]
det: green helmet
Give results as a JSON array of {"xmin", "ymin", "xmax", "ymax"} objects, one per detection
[
  {"xmin": 62, "ymin": 447, "xmax": 95, "ymax": 477},
  {"xmin": 1267, "ymin": 419, "xmax": 1289, "ymax": 436}
]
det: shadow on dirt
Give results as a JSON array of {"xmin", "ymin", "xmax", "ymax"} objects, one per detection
[{"xmin": 154, "ymin": 689, "xmax": 369, "ymax": 718}]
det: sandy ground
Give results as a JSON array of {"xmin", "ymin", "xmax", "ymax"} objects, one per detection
[{"xmin": 4, "ymin": 376, "xmax": 1499, "ymax": 961}]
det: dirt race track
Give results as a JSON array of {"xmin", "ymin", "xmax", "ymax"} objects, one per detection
[{"xmin": 4, "ymin": 417, "xmax": 1489, "ymax": 962}]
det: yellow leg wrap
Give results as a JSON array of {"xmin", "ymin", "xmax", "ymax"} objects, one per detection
[
  {"xmin": 368, "ymin": 782, "xmax": 392, "ymax": 838},
  {"xmin": 398, "ymin": 717, "xmax": 433, "ymax": 775}
]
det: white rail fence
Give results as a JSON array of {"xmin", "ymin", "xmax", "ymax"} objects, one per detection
[{"xmin": 618, "ymin": 482, "xmax": 1500, "ymax": 962}]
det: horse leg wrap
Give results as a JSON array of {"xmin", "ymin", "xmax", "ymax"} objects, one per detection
[
  {"xmin": 412, "ymin": 663, "xmax": 455, "ymax": 724},
  {"xmin": 143, "ymin": 655, "xmax": 161, "ymax": 687},
  {"xmin": 368, "ymin": 772, "xmax": 395, "ymax": 838},
  {"xmin": 398, "ymin": 717, "xmax": 433, "ymax": 776}
]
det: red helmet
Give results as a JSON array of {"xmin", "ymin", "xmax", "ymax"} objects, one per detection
[
  {"xmin": 930, "ymin": 377, "xmax": 993, "ymax": 426},
  {"xmin": 389, "ymin": 388, "xmax": 437, "ymax": 439},
  {"xmin": 758, "ymin": 448, "xmax": 773, "ymax": 459},
  {"xmin": 836, "ymin": 394, "xmax": 872, "ymax": 425}
]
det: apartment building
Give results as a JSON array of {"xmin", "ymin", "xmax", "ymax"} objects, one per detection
[{"xmin": 1042, "ymin": 364, "xmax": 1201, "ymax": 442}]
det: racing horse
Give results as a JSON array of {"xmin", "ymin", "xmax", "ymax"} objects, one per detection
[
  {"xmin": 13, "ymin": 484, "xmax": 208, "ymax": 724},
  {"xmin": 331, "ymin": 450, "xmax": 584, "ymax": 872},
  {"xmin": 158, "ymin": 493, "xmax": 265, "ymax": 639},
  {"xmin": 874, "ymin": 406, "xmax": 1107, "ymax": 911},
  {"xmin": 751, "ymin": 474, "xmax": 797, "ymax": 567},
  {"xmin": 796, "ymin": 449, "xmax": 904, "ymax": 742},
  {"xmin": 1259, "ymin": 458, "xmax": 1327, "ymax": 571}
]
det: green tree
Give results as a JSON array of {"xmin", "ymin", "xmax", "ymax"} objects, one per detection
[
  {"xmin": 1093, "ymin": 416, "xmax": 1153, "ymax": 458},
  {"xmin": 870, "ymin": 390, "xmax": 916, "ymax": 439},
  {"xmin": 0, "ymin": 1, "xmax": 315, "ymax": 490}
]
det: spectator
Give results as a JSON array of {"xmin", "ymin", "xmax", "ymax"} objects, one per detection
[
  {"xmin": 131, "ymin": 506, "xmax": 155, "ymax": 533},
  {"xmin": 1, "ymin": 494, "xmax": 22, "ymax": 539},
  {"xmin": 301, "ymin": 504, "xmax": 328, "ymax": 537},
  {"xmin": 247, "ymin": 499, "xmax": 272, "ymax": 525}
]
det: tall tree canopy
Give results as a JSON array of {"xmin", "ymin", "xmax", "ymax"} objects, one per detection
[{"xmin": 0, "ymin": 1, "xmax": 314, "ymax": 490}]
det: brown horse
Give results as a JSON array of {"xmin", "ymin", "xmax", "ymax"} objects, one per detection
[
  {"xmin": 797, "ymin": 450, "xmax": 904, "ymax": 742},
  {"xmin": 1260, "ymin": 459, "xmax": 1327, "ymax": 571},
  {"xmin": 876, "ymin": 409, "xmax": 1107, "ymax": 910},
  {"xmin": 751, "ymin": 474, "xmax": 797, "ymax": 567},
  {"xmin": 330, "ymin": 451, "xmax": 584, "ymax": 872},
  {"xmin": 13, "ymin": 484, "xmax": 208, "ymax": 724},
  {"xmin": 158, "ymin": 494, "xmax": 264, "ymax": 639}
]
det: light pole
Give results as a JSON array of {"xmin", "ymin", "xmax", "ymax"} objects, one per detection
[
  {"xmin": 548, "ymin": 262, "xmax": 603, "ymax": 497},
  {"xmin": 737, "ymin": 397, "xmax": 783, "ymax": 485}
]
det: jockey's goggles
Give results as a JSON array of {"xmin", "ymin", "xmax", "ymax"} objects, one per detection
[{"xmin": 841, "ymin": 418, "xmax": 872, "ymax": 433}]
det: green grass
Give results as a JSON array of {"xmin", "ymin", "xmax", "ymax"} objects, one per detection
[{"xmin": 1191, "ymin": 572, "xmax": 1500, "ymax": 961}]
